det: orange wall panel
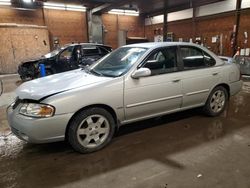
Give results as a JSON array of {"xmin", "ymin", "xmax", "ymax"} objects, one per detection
[
  {"xmin": 0, "ymin": 7, "xmax": 44, "ymax": 25},
  {"xmin": 43, "ymin": 9, "xmax": 88, "ymax": 47},
  {"xmin": 102, "ymin": 14, "xmax": 145, "ymax": 49}
]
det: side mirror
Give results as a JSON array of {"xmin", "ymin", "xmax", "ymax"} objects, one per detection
[{"xmin": 131, "ymin": 68, "xmax": 151, "ymax": 79}]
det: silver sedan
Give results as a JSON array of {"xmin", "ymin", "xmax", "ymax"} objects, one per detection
[{"xmin": 7, "ymin": 42, "xmax": 242, "ymax": 153}]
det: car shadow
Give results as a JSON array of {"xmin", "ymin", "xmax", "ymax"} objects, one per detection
[{"xmin": 0, "ymin": 91, "xmax": 249, "ymax": 188}]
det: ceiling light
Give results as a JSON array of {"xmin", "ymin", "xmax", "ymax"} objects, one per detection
[
  {"xmin": 43, "ymin": 2, "xmax": 86, "ymax": 12},
  {"xmin": 108, "ymin": 9, "xmax": 139, "ymax": 16},
  {"xmin": 0, "ymin": 0, "xmax": 11, "ymax": 6},
  {"xmin": 22, "ymin": 0, "xmax": 33, "ymax": 3},
  {"xmin": 66, "ymin": 5, "xmax": 86, "ymax": 12},
  {"xmin": 43, "ymin": 2, "xmax": 65, "ymax": 7}
]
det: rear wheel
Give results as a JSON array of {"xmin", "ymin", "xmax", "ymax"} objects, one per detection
[
  {"xmin": 203, "ymin": 86, "xmax": 228, "ymax": 116},
  {"xmin": 68, "ymin": 107, "xmax": 115, "ymax": 153}
]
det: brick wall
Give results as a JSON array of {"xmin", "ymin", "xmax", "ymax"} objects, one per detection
[
  {"xmin": 195, "ymin": 13, "xmax": 235, "ymax": 56},
  {"xmin": 0, "ymin": 7, "xmax": 44, "ymax": 25},
  {"xmin": 102, "ymin": 14, "xmax": 145, "ymax": 49},
  {"xmin": 145, "ymin": 9, "xmax": 250, "ymax": 56},
  {"xmin": 43, "ymin": 9, "xmax": 87, "ymax": 48},
  {"xmin": 0, "ymin": 7, "xmax": 87, "ymax": 73},
  {"xmin": 0, "ymin": 7, "xmax": 88, "ymax": 48},
  {"xmin": 238, "ymin": 9, "xmax": 250, "ymax": 50}
]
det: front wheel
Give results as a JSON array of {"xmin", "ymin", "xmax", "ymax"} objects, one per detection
[
  {"xmin": 46, "ymin": 69, "xmax": 54, "ymax": 76},
  {"xmin": 203, "ymin": 86, "xmax": 228, "ymax": 116},
  {"xmin": 67, "ymin": 108, "xmax": 115, "ymax": 153}
]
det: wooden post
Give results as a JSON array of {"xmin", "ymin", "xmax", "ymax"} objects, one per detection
[
  {"xmin": 233, "ymin": 0, "xmax": 242, "ymax": 55},
  {"xmin": 163, "ymin": 0, "xmax": 168, "ymax": 41}
]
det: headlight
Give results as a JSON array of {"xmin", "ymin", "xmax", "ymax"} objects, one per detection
[{"xmin": 19, "ymin": 103, "xmax": 55, "ymax": 118}]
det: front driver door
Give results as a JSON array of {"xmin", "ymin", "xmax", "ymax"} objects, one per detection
[
  {"xmin": 124, "ymin": 47, "xmax": 183, "ymax": 122},
  {"xmin": 56, "ymin": 46, "xmax": 75, "ymax": 72}
]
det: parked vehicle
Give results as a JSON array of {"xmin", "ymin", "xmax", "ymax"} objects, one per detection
[
  {"xmin": 219, "ymin": 56, "xmax": 235, "ymax": 64},
  {"xmin": 18, "ymin": 43, "xmax": 112, "ymax": 80},
  {"xmin": 234, "ymin": 55, "xmax": 250, "ymax": 75},
  {"xmin": 7, "ymin": 42, "xmax": 242, "ymax": 153}
]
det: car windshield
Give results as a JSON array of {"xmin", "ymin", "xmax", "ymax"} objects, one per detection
[
  {"xmin": 43, "ymin": 45, "xmax": 71, "ymax": 58},
  {"xmin": 89, "ymin": 47, "xmax": 147, "ymax": 77}
]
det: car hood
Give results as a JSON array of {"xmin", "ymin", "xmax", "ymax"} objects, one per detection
[
  {"xmin": 16, "ymin": 69, "xmax": 112, "ymax": 100},
  {"xmin": 22, "ymin": 57, "xmax": 46, "ymax": 64}
]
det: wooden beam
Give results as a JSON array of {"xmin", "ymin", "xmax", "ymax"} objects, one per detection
[
  {"xmin": 163, "ymin": 0, "xmax": 168, "ymax": 41},
  {"xmin": 233, "ymin": 0, "xmax": 242, "ymax": 55}
]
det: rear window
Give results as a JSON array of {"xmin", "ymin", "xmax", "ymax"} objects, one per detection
[{"xmin": 82, "ymin": 46, "xmax": 99, "ymax": 55}]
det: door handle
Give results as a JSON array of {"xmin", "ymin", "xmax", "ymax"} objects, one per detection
[
  {"xmin": 172, "ymin": 79, "xmax": 180, "ymax": 83},
  {"xmin": 212, "ymin": 72, "xmax": 219, "ymax": 76}
]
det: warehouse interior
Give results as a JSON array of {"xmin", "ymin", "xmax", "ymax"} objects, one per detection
[
  {"xmin": 0, "ymin": 0, "xmax": 250, "ymax": 188},
  {"xmin": 0, "ymin": 0, "xmax": 249, "ymax": 73}
]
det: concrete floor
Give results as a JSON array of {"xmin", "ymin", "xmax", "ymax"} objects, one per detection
[{"xmin": 0, "ymin": 75, "xmax": 250, "ymax": 188}]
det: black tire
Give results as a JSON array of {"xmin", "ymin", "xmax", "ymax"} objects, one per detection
[
  {"xmin": 67, "ymin": 107, "xmax": 115, "ymax": 153},
  {"xmin": 203, "ymin": 86, "xmax": 228, "ymax": 116}
]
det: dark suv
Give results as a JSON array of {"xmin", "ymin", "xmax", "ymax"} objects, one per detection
[{"xmin": 18, "ymin": 43, "xmax": 112, "ymax": 80}]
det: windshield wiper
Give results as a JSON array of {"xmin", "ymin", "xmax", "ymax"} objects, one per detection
[
  {"xmin": 90, "ymin": 69, "xmax": 103, "ymax": 76},
  {"xmin": 82, "ymin": 65, "xmax": 92, "ymax": 74}
]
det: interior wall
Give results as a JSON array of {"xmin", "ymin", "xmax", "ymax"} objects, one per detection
[
  {"xmin": 0, "ymin": 7, "xmax": 44, "ymax": 25},
  {"xmin": 145, "ymin": 9, "xmax": 250, "ymax": 56},
  {"xmin": 102, "ymin": 14, "xmax": 144, "ymax": 49},
  {"xmin": 43, "ymin": 9, "xmax": 88, "ymax": 48},
  {"xmin": 0, "ymin": 6, "xmax": 87, "ymax": 73},
  {"xmin": 238, "ymin": 10, "xmax": 250, "ymax": 50},
  {"xmin": 0, "ymin": 26, "xmax": 50, "ymax": 74}
]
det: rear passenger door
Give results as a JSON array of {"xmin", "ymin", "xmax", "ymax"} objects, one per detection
[
  {"xmin": 179, "ymin": 46, "xmax": 222, "ymax": 108},
  {"xmin": 56, "ymin": 46, "xmax": 75, "ymax": 72}
]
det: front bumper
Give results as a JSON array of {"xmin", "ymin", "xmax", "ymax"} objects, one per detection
[
  {"xmin": 7, "ymin": 103, "xmax": 73, "ymax": 143},
  {"xmin": 18, "ymin": 63, "xmax": 39, "ymax": 79}
]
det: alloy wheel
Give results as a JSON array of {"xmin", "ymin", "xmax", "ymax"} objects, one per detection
[{"xmin": 76, "ymin": 115, "xmax": 110, "ymax": 148}]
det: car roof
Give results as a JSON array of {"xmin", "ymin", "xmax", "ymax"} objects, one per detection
[
  {"xmin": 66, "ymin": 43, "xmax": 112, "ymax": 48},
  {"xmin": 123, "ymin": 42, "xmax": 204, "ymax": 49}
]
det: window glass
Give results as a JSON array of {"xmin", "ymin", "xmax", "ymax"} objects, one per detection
[
  {"xmin": 90, "ymin": 47, "xmax": 147, "ymax": 77},
  {"xmin": 143, "ymin": 47, "xmax": 177, "ymax": 75},
  {"xmin": 204, "ymin": 52, "xmax": 216, "ymax": 66},
  {"xmin": 180, "ymin": 47, "xmax": 215, "ymax": 69},
  {"xmin": 59, "ymin": 46, "xmax": 74, "ymax": 61},
  {"xmin": 44, "ymin": 44, "xmax": 71, "ymax": 58},
  {"xmin": 99, "ymin": 47, "xmax": 110, "ymax": 54},
  {"xmin": 82, "ymin": 46, "xmax": 99, "ymax": 55}
]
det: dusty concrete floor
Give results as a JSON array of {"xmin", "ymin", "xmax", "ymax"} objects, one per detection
[{"xmin": 0, "ymin": 75, "xmax": 250, "ymax": 188}]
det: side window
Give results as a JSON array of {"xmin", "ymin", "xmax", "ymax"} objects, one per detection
[
  {"xmin": 180, "ymin": 47, "xmax": 215, "ymax": 70},
  {"xmin": 99, "ymin": 47, "xmax": 110, "ymax": 55},
  {"xmin": 204, "ymin": 52, "xmax": 216, "ymax": 66},
  {"xmin": 59, "ymin": 46, "xmax": 74, "ymax": 61},
  {"xmin": 143, "ymin": 47, "xmax": 177, "ymax": 76},
  {"xmin": 82, "ymin": 46, "xmax": 99, "ymax": 56}
]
